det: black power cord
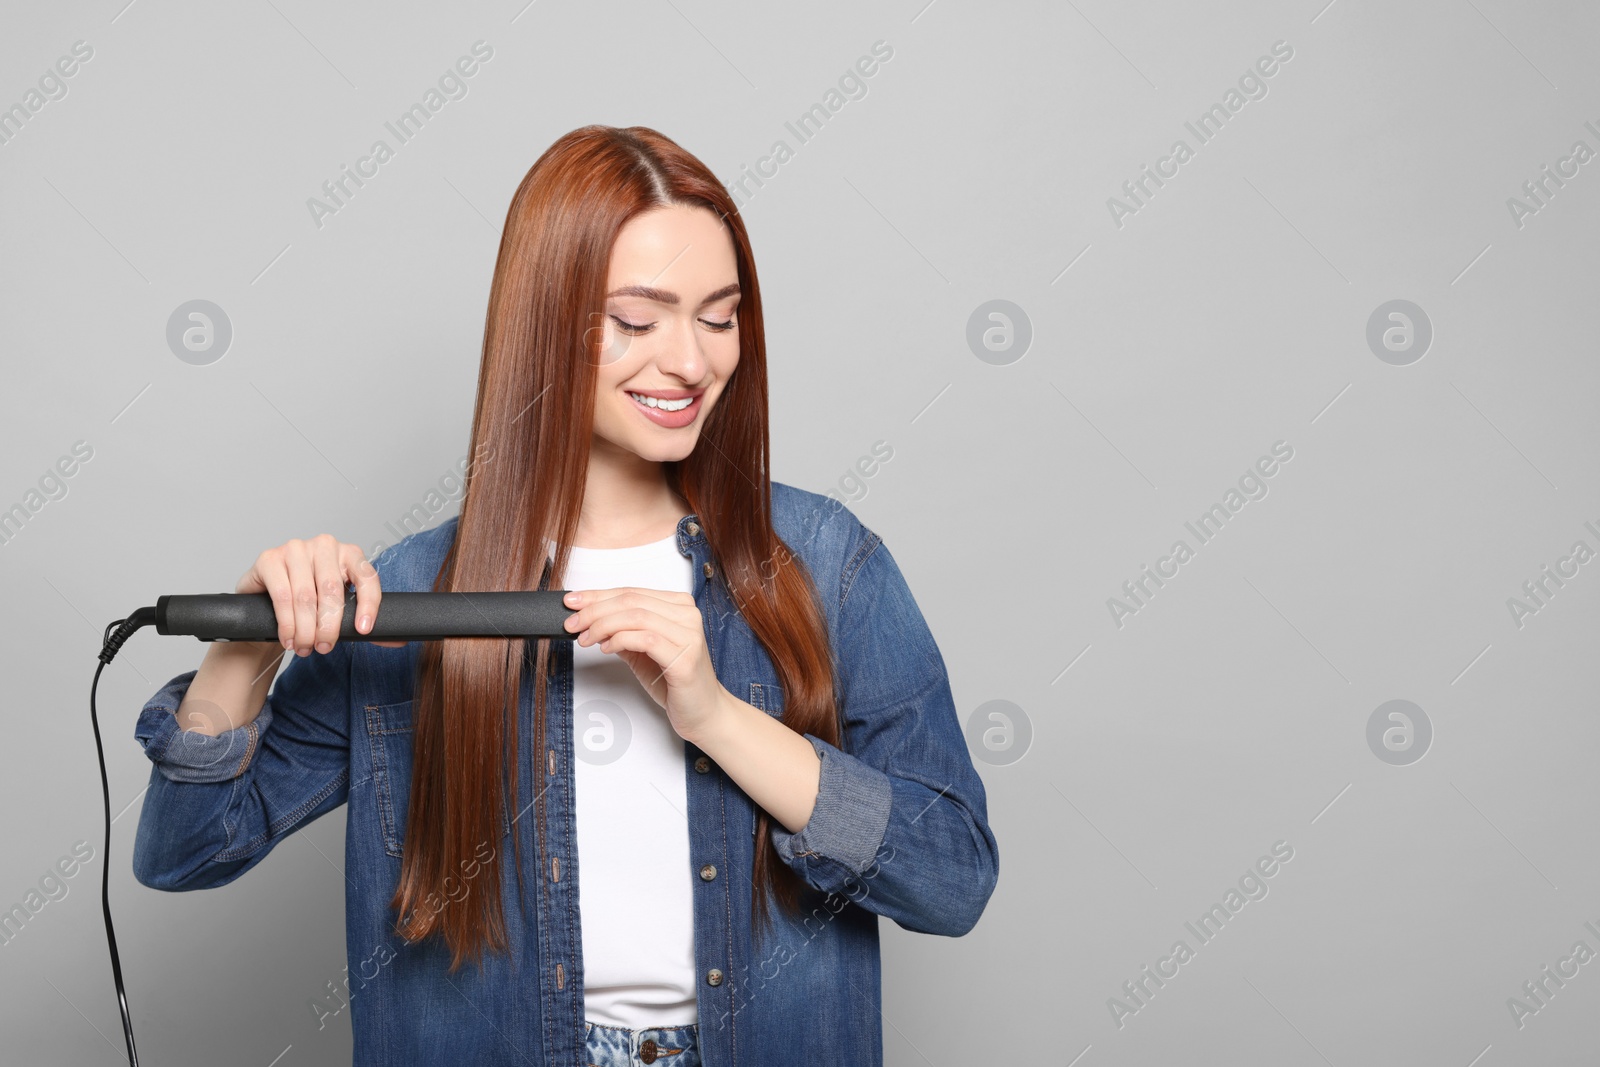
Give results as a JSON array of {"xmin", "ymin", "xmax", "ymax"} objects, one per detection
[{"xmin": 95, "ymin": 607, "xmax": 157, "ymax": 1067}]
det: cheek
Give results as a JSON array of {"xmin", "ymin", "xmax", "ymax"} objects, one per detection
[
  {"xmin": 598, "ymin": 324, "xmax": 633, "ymax": 367},
  {"xmin": 597, "ymin": 384, "xmax": 634, "ymax": 427},
  {"xmin": 715, "ymin": 340, "xmax": 741, "ymax": 381}
]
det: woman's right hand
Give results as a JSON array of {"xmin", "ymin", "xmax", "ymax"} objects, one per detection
[{"xmin": 236, "ymin": 534, "xmax": 405, "ymax": 654}]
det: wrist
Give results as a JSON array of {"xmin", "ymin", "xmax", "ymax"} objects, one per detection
[{"xmin": 683, "ymin": 686, "xmax": 747, "ymax": 752}]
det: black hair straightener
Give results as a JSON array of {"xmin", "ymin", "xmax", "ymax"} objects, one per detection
[{"xmin": 92, "ymin": 590, "xmax": 576, "ymax": 1064}]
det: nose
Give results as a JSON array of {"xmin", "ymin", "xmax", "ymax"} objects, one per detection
[{"xmin": 652, "ymin": 317, "xmax": 712, "ymax": 384}]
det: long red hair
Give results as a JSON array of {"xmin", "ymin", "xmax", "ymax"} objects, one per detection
[{"xmin": 389, "ymin": 125, "xmax": 840, "ymax": 972}]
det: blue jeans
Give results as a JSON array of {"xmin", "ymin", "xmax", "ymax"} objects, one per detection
[{"xmin": 584, "ymin": 1019, "xmax": 701, "ymax": 1067}]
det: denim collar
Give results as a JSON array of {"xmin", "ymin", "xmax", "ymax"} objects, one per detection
[{"xmin": 675, "ymin": 513, "xmax": 708, "ymax": 554}]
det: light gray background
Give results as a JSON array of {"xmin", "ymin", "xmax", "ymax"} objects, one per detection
[{"xmin": 3, "ymin": 0, "xmax": 1597, "ymax": 1064}]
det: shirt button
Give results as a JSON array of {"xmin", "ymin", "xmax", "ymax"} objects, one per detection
[
  {"xmin": 707, "ymin": 968, "xmax": 724, "ymax": 986},
  {"xmin": 694, "ymin": 756, "xmax": 711, "ymax": 773},
  {"xmin": 640, "ymin": 1037, "xmax": 658, "ymax": 1063},
  {"xmin": 699, "ymin": 864, "xmax": 717, "ymax": 881},
  {"xmin": 686, "ymin": 522, "xmax": 700, "ymax": 536},
  {"xmin": 702, "ymin": 562, "xmax": 714, "ymax": 578}
]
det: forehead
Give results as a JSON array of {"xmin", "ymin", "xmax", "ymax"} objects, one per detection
[{"xmin": 606, "ymin": 204, "xmax": 737, "ymax": 291}]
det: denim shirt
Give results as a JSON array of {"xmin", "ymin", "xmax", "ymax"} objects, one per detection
[{"xmin": 131, "ymin": 481, "xmax": 999, "ymax": 1066}]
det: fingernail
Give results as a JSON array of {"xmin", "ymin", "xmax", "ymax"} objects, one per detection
[
  {"xmin": 565, "ymin": 592, "xmax": 579, "ymax": 603},
  {"xmin": 358, "ymin": 614, "xmax": 371, "ymax": 632},
  {"xmin": 283, "ymin": 636, "xmax": 293, "ymax": 650},
  {"xmin": 316, "ymin": 641, "xmax": 331, "ymax": 654}
]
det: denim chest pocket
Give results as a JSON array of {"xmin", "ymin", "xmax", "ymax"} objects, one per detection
[
  {"xmin": 365, "ymin": 700, "xmax": 511, "ymax": 859},
  {"xmin": 748, "ymin": 681, "xmax": 784, "ymax": 719}
]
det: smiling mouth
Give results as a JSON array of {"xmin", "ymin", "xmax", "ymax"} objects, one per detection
[{"xmin": 628, "ymin": 391, "xmax": 696, "ymax": 411}]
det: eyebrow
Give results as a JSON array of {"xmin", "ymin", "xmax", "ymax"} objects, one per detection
[{"xmin": 605, "ymin": 282, "xmax": 741, "ymax": 306}]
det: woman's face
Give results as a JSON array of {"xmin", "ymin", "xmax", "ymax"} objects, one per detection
[{"xmin": 591, "ymin": 203, "xmax": 742, "ymax": 465}]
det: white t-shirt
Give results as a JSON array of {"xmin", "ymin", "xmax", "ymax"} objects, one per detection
[{"xmin": 552, "ymin": 533, "xmax": 699, "ymax": 1028}]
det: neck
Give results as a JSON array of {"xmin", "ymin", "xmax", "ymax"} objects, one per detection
[{"xmin": 575, "ymin": 439, "xmax": 690, "ymax": 549}]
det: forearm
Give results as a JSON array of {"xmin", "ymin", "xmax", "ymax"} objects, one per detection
[
  {"xmin": 686, "ymin": 688, "xmax": 821, "ymax": 833},
  {"xmin": 134, "ymin": 639, "xmax": 355, "ymax": 890},
  {"xmin": 175, "ymin": 641, "xmax": 285, "ymax": 736}
]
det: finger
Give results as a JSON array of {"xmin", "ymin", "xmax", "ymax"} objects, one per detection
[
  {"xmin": 636, "ymin": 633, "xmax": 695, "ymax": 682},
  {"xmin": 577, "ymin": 606, "xmax": 694, "ymax": 649},
  {"xmin": 593, "ymin": 627, "xmax": 684, "ymax": 673},
  {"xmin": 284, "ymin": 540, "xmax": 318, "ymax": 656},
  {"xmin": 343, "ymin": 543, "xmax": 382, "ymax": 636},
  {"xmin": 566, "ymin": 590, "xmax": 701, "ymax": 632},
  {"xmin": 573, "ymin": 598, "xmax": 685, "ymax": 639},
  {"xmin": 569, "ymin": 588, "xmax": 700, "ymax": 620},
  {"xmin": 235, "ymin": 562, "xmax": 267, "ymax": 596},
  {"xmin": 312, "ymin": 534, "xmax": 346, "ymax": 653},
  {"xmin": 339, "ymin": 543, "xmax": 406, "ymax": 648},
  {"xmin": 567, "ymin": 586, "xmax": 688, "ymax": 606},
  {"xmin": 256, "ymin": 549, "xmax": 296, "ymax": 650}
]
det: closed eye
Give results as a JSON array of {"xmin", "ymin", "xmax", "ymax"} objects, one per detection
[{"xmin": 611, "ymin": 315, "xmax": 737, "ymax": 335}]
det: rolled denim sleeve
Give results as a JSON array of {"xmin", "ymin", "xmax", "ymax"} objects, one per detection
[
  {"xmin": 130, "ymin": 636, "xmax": 354, "ymax": 892},
  {"xmin": 769, "ymin": 516, "xmax": 999, "ymax": 937},
  {"xmin": 134, "ymin": 669, "xmax": 274, "ymax": 783},
  {"xmin": 770, "ymin": 733, "xmax": 893, "ymax": 882}
]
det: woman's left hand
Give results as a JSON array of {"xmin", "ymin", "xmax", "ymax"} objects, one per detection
[{"xmin": 562, "ymin": 586, "xmax": 731, "ymax": 744}]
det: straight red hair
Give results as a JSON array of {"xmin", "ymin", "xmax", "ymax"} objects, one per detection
[{"xmin": 389, "ymin": 125, "xmax": 841, "ymax": 972}]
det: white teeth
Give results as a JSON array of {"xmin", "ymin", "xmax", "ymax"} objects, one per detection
[{"xmin": 629, "ymin": 392, "xmax": 693, "ymax": 412}]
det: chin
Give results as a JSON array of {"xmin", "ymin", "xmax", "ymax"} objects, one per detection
[
  {"xmin": 633, "ymin": 435, "xmax": 700, "ymax": 462},
  {"xmin": 600, "ymin": 425, "xmax": 700, "ymax": 463}
]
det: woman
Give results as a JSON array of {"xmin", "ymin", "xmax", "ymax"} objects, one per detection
[{"xmin": 132, "ymin": 125, "xmax": 999, "ymax": 1067}]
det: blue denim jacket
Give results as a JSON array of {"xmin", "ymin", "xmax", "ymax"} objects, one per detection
[{"xmin": 131, "ymin": 481, "xmax": 999, "ymax": 1066}]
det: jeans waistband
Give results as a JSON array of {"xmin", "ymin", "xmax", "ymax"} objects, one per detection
[{"xmin": 583, "ymin": 1019, "xmax": 700, "ymax": 1067}]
